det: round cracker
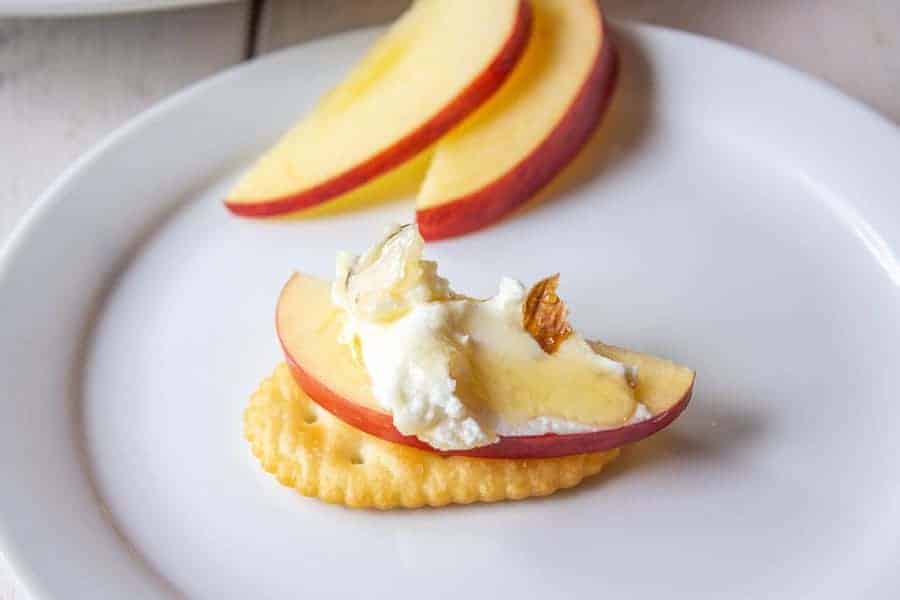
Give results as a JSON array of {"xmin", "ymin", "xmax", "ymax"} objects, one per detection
[{"xmin": 244, "ymin": 364, "xmax": 619, "ymax": 509}]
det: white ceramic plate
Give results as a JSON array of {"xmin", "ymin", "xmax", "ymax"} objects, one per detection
[
  {"xmin": 2, "ymin": 22, "xmax": 899, "ymax": 600},
  {"xmin": 0, "ymin": 0, "xmax": 232, "ymax": 17}
]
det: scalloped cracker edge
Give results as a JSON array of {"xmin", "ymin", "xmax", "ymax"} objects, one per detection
[{"xmin": 244, "ymin": 364, "xmax": 618, "ymax": 509}]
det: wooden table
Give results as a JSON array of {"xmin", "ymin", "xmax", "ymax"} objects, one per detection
[{"xmin": 1, "ymin": 1, "xmax": 898, "ymax": 597}]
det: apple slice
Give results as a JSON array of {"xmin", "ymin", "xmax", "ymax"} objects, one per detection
[
  {"xmin": 277, "ymin": 273, "xmax": 694, "ymax": 459},
  {"xmin": 226, "ymin": 0, "xmax": 531, "ymax": 217},
  {"xmin": 416, "ymin": 0, "xmax": 618, "ymax": 240}
]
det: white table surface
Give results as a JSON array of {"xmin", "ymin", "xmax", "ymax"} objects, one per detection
[{"xmin": 0, "ymin": 1, "xmax": 898, "ymax": 598}]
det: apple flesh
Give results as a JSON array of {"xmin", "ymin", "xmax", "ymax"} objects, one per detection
[
  {"xmin": 416, "ymin": 0, "xmax": 618, "ymax": 241},
  {"xmin": 226, "ymin": 0, "xmax": 531, "ymax": 217},
  {"xmin": 277, "ymin": 273, "xmax": 695, "ymax": 459}
]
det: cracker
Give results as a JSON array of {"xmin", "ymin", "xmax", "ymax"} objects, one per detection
[{"xmin": 244, "ymin": 364, "xmax": 619, "ymax": 509}]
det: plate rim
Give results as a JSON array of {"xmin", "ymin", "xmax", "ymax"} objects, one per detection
[{"xmin": 1, "ymin": 20, "xmax": 899, "ymax": 600}]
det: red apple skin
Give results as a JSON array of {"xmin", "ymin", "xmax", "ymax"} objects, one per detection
[
  {"xmin": 281, "ymin": 343, "xmax": 693, "ymax": 460},
  {"xmin": 416, "ymin": 14, "xmax": 619, "ymax": 241},
  {"xmin": 225, "ymin": 1, "xmax": 533, "ymax": 218}
]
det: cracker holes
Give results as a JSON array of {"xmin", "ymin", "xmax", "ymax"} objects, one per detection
[{"xmin": 349, "ymin": 451, "xmax": 365, "ymax": 466}]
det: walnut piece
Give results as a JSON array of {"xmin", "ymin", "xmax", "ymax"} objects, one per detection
[{"xmin": 523, "ymin": 274, "xmax": 572, "ymax": 354}]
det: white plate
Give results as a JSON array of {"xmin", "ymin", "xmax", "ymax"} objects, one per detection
[
  {"xmin": 2, "ymin": 22, "xmax": 900, "ymax": 600},
  {"xmin": 0, "ymin": 0, "xmax": 232, "ymax": 17}
]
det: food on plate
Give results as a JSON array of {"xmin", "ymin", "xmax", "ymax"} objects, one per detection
[
  {"xmin": 226, "ymin": 0, "xmax": 531, "ymax": 216},
  {"xmin": 416, "ymin": 0, "xmax": 618, "ymax": 240},
  {"xmin": 245, "ymin": 363, "xmax": 619, "ymax": 509},
  {"xmin": 279, "ymin": 225, "xmax": 693, "ymax": 456},
  {"xmin": 245, "ymin": 224, "xmax": 693, "ymax": 507},
  {"xmin": 226, "ymin": 0, "xmax": 620, "ymax": 241}
]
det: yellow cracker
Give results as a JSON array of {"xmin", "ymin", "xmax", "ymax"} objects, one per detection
[{"xmin": 244, "ymin": 364, "xmax": 619, "ymax": 509}]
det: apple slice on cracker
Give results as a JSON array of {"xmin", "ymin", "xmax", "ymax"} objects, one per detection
[
  {"xmin": 277, "ymin": 273, "xmax": 693, "ymax": 459},
  {"xmin": 245, "ymin": 225, "xmax": 694, "ymax": 508}
]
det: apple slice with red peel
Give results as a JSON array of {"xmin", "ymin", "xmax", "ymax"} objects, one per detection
[
  {"xmin": 277, "ymin": 273, "xmax": 695, "ymax": 459},
  {"xmin": 226, "ymin": 0, "xmax": 531, "ymax": 217},
  {"xmin": 416, "ymin": 0, "xmax": 618, "ymax": 241}
]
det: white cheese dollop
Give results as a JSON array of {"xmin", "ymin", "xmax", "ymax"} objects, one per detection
[{"xmin": 331, "ymin": 224, "xmax": 642, "ymax": 451}]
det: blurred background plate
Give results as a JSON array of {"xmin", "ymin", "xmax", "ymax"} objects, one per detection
[{"xmin": 0, "ymin": 0, "xmax": 234, "ymax": 17}]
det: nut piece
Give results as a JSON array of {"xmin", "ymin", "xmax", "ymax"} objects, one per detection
[{"xmin": 523, "ymin": 274, "xmax": 572, "ymax": 354}]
